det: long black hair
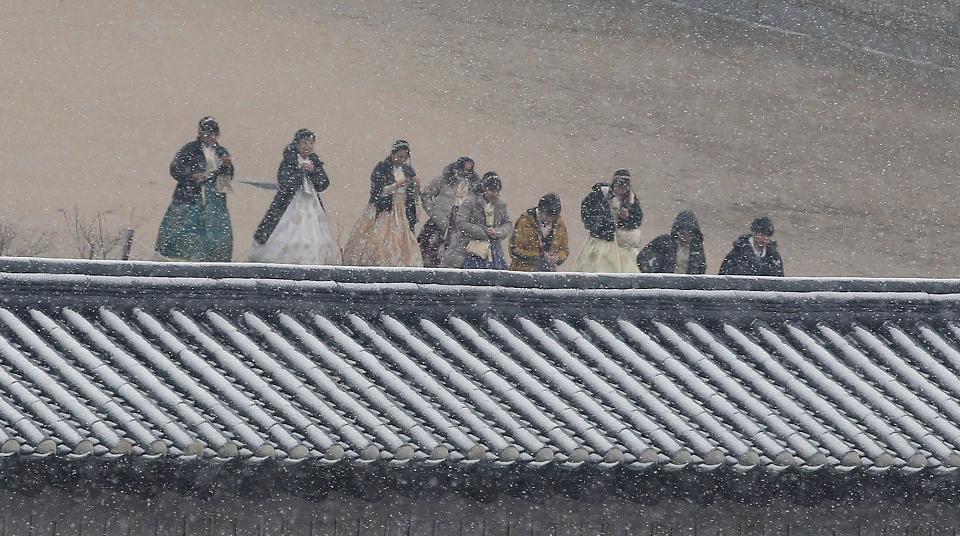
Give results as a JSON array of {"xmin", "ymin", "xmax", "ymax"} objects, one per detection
[
  {"xmin": 446, "ymin": 156, "xmax": 476, "ymax": 184},
  {"xmin": 389, "ymin": 139, "xmax": 413, "ymax": 169},
  {"xmin": 293, "ymin": 128, "xmax": 315, "ymax": 143},
  {"xmin": 197, "ymin": 116, "xmax": 220, "ymax": 135}
]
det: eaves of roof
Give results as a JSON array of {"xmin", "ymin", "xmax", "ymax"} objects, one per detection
[{"xmin": 1, "ymin": 258, "xmax": 960, "ymax": 502}]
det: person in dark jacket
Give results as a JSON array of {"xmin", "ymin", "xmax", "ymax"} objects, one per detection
[
  {"xmin": 719, "ymin": 216, "xmax": 784, "ymax": 276},
  {"xmin": 637, "ymin": 210, "xmax": 706, "ymax": 274},
  {"xmin": 342, "ymin": 140, "xmax": 423, "ymax": 266},
  {"xmin": 154, "ymin": 116, "xmax": 234, "ymax": 262},
  {"xmin": 248, "ymin": 129, "xmax": 340, "ymax": 265},
  {"xmin": 573, "ymin": 169, "xmax": 644, "ymax": 273}
]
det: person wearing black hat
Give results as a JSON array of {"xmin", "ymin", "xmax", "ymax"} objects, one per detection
[
  {"xmin": 342, "ymin": 139, "xmax": 423, "ymax": 266},
  {"xmin": 637, "ymin": 210, "xmax": 706, "ymax": 274},
  {"xmin": 154, "ymin": 116, "xmax": 235, "ymax": 262},
  {"xmin": 442, "ymin": 171, "xmax": 512, "ymax": 269},
  {"xmin": 418, "ymin": 156, "xmax": 479, "ymax": 267},
  {"xmin": 573, "ymin": 169, "xmax": 644, "ymax": 273},
  {"xmin": 509, "ymin": 193, "xmax": 569, "ymax": 272},
  {"xmin": 719, "ymin": 216, "xmax": 784, "ymax": 276},
  {"xmin": 248, "ymin": 129, "xmax": 340, "ymax": 265}
]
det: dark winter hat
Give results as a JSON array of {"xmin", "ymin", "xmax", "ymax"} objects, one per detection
[
  {"xmin": 293, "ymin": 128, "xmax": 315, "ymax": 142},
  {"xmin": 672, "ymin": 210, "xmax": 700, "ymax": 233},
  {"xmin": 537, "ymin": 193, "xmax": 562, "ymax": 216},
  {"xmin": 481, "ymin": 171, "xmax": 502, "ymax": 192},
  {"xmin": 750, "ymin": 216, "xmax": 775, "ymax": 236},
  {"xmin": 612, "ymin": 169, "xmax": 631, "ymax": 189},
  {"xmin": 198, "ymin": 116, "xmax": 220, "ymax": 135},
  {"xmin": 391, "ymin": 139, "xmax": 411, "ymax": 154}
]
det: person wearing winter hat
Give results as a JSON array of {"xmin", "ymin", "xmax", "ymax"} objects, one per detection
[
  {"xmin": 573, "ymin": 168, "xmax": 644, "ymax": 273},
  {"xmin": 418, "ymin": 156, "xmax": 479, "ymax": 267},
  {"xmin": 154, "ymin": 116, "xmax": 235, "ymax": 262},
  {"xmin": 442, "ymin": 171, "xmax": 512, "ymax": 269},
  {"xmin": 248, "ymin": 128, "xmax": 340, "ymax": 265},
  {"xmin": 509, "ymin": 193, "xmax": 569, "ymax": 272},
  {"xmin": 718, "ymin": 216, "xmax": 784, "ymax": 276},
  {"xmin": 637, "ymin": 209, "xmax": 706, "ymax": 274},
  {"xmin": 342, "ymin": 139, "xmax": 423, "ymax": 266}
]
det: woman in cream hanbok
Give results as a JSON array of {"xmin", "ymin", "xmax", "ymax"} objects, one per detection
[
  {"xmin": 574, "ymin": 169, "xmax": 644, "ymax": 273},
  {"xmin": 248, "ymin": 129, "xmax": 340, "ymax": 265},
  {"xmin": 342, "ymin": 140, "xmax": 423, "ymax": 267}
]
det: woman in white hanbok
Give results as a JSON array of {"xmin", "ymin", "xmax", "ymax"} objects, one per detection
[{"xmin": 249, "ymin": 129, "xmax": 341, "ymax": 265}]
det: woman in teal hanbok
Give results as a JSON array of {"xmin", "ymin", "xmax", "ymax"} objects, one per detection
[{"xmin": 154, "ymin": 117, "xmax": 235, "ymax": 262}]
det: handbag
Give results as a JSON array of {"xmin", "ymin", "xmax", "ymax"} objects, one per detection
[{"xmin": 465, "ymin": 239, "xmax": 492, "ymax": 261}]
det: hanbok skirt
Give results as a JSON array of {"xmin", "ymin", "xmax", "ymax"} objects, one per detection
[
  {"xmin": 154, "ymin": 190, "xmax": 233, "ymax": 262},
  {"xmin": 574, "ymin": 237, "xmax": 640, "ymax": 273},
  {"xmin": 462, "ymin": 240, "xmax": 508, "ymax": 270},
  {"xmin": 248, "ymin": 189, "xmax": 341, "ymax": 265},
  {"xmin": 342, "ymin": 202, "xmax": 423, "ymax": 267},
  {"xmin": 417, "ymin": 218, "xmax": 448, "ymax": 268}
]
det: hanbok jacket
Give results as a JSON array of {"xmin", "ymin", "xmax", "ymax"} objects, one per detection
[
  {"xmin": 370, "ymin": 158, "xmax": 419, "ymax": 232},
  {"xmin": 580, "ymin": 182, "xmax": 643, "ymax": 241},
  {"xmin": 169, "ymin": 140, "xmax": 234, "ymax": 204}
]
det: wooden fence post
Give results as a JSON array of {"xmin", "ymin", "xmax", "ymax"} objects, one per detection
[{"xmin": 120, "ymin": 229, "xmax": 135, "ymax": 261}]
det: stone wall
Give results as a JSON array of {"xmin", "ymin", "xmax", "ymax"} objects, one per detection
[
  {"xmin": 2, "ymin": 489, "xmax": 960, "ymax": 535},
  {"xmin": 662, "ymin": 0, "xmax": 960, "ymax": 69}
]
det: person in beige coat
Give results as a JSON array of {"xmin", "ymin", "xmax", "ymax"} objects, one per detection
[
  {"xmin": 418, "ymin": 157, "xmax": 479, "ymax": 267},
  {"xmin": 441, "ymin": 172, "xmax": 512, "ymax": 269}
]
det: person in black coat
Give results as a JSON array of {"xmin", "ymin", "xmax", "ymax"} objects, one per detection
[
  {"xmin": 637, "ymin": 210, "xmax": 706, "ymax": 274},
  {"xmin": 248, "ymin": 129, "xmax": 340, "ymax": 265},
  {"xmin": 719, "ymin": 216, "xmax": 784, "ymax": 276},
  {"xmin": 154, "ymin": 116, "xmax": 235, "ymax": 261}
]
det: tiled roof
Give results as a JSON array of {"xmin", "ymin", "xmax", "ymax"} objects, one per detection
[{"xmin": 1, "ymin": 258, "xmax": 960, "ymax": 499}]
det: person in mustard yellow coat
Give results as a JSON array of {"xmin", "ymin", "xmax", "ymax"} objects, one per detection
[{"xmin": 509, "ymin": 193, "xmax": 569, "ymax": 272}]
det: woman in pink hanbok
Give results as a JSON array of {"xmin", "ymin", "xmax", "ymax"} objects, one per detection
[{"xmin": 342, "ymin": 140, "xmax": 423, "ymax": 267}]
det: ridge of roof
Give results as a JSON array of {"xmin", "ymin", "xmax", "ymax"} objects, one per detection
[{"xmin": 6, "ymin": 256, "xmax": 960, "ymax": 293}]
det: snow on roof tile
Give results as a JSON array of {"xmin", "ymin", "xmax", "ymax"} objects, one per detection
[{"xmin": 2, "ymin": 259, "xmax": 960, "ymax": 478}]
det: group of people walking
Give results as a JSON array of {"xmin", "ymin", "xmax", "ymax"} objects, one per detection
[{"xmin": 154, "ymin": 118, "xmax": 785, "ymax": 277}]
